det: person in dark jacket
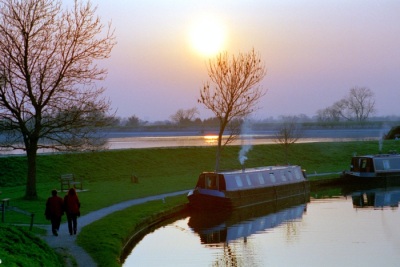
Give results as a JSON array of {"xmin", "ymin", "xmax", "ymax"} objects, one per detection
[
  {"xmin": 64, "ymin": 187, "xmax": 81, "ymax": 235},
  {"xmin": 45, "ymin": 189, "xmax": 64, "ymax": 236}
]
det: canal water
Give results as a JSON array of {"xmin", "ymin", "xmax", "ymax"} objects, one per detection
[{"xmin": 123, "ymin": 185, "xmax": 400, "ymax": 267}]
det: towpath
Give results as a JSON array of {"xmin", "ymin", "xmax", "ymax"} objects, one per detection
[{"xmin": 40, "ymin": 190, "xmax": 190, "ymax": 267}]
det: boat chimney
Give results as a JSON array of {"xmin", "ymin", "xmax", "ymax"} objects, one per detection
[{"xmin": 242, "ymin": 164, "xmax": 245, "ymax": 172}]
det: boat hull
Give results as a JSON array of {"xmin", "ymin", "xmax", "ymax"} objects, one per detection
[{"xmin": 188, "ymin": 181, "xmax": 310, "ymax": 211}]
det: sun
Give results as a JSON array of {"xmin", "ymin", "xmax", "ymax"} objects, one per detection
[{"xmin": 189, "ymin": 15, "xmax": 226, "ymax": 57}]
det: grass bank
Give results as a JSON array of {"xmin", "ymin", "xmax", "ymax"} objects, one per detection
[
  {"xmin": 0, "ymin": 224, "xmax": 63, "ymax": 266},
  {"xmin": 0, "ymin": 140, "xmax": 398, "ymax": 266}
]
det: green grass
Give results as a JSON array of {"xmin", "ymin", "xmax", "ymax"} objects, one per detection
[
  {"xmin": 0, "ymin": 224, "xmax": 63, "ymax": 267},
  {"xmin": 0, "ymin": 140, "xmax": 399, "ymax": 266}
]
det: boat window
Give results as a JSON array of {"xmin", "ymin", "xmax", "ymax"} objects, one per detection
[
  {"xmin": 258, "ymin": 173, "xmax": 265, "ymax": 184},
  {"xmin": 373, "ymin": 157, "xmax": 400, "ymax": 171},
  {"xmin": 282, "ymin": 172, "xmax": 287, "ymax": 181},
  {"xmin": 269, "ymin": 173, "xmax": 276, "ymax": 183},
  {"xmin": 359, "ymin": 158, "xmax": 373, "ymax": 172},
  {"xmin": 360, "ymin": 159, "xmax": 368, "ymax": 169},
  {"xmin": 235, "ymin": 175, "xmax": 243, "ymax": 187},
  {"xmin": 383, "ymin": 160, "xmax": 390, "ymax": 170},
  {"xmin": 246, "ymin": 175, "xmax": 252, "ymax": 186},
  {"xmin": 294, "ymin": 169, "xmax": 302, "ymax": 180},
  {"xmin": 206, "ymin": 175, "xmax": 218, "ymax": 190},
  {"xmin": 287, "ymin": 171, "xmax": 293, "ymax": 181}
]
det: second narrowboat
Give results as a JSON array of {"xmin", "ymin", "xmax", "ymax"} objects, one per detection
[{"xmin": 342, "ymin": 152, "xmax": 400, "ymax": 180}]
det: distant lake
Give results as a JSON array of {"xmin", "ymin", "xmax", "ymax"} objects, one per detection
[
  {"xmin": 0, "ymin": 129, "xmax": 384, "ymax": 155},
  {"xmin": 105, "ymin": 129, "xmax": 383, "ymax": 150}
]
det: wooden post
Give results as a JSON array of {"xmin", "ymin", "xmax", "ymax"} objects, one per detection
[
  {"xmin": 131, "ymin": 174, "xmax": 139, "ymax": 183},
  {"xmin": 1, "ymin": 202, "xmax": 4, "ymax": 223},
  {"xmin": 1, "ymin": 198, "xmax": 10, "ymax": 223},
  {"xmin": 29, "ymin": 213, "xmax": 35, "ymax": 231}
]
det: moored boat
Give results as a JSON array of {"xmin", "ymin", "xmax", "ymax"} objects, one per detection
[
  {"xmin": 342, "ymin": 152, "xmax": 400, "ymax": 180},
  {"xmin": 187, "ymin": 165, "xmax": 310, "ymax": 211}
]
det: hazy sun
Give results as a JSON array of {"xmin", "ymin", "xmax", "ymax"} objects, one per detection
[{"xmin": 189, "ymin": 15, "xmax": 226, "ymax": 57}]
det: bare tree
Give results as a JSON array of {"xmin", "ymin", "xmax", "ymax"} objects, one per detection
[
  {"xmin": 275, "ymin": 116, "xmax": 302, "ymax": 164},
  {"xmin": 170, "ymin": 107, "xmax": 199, "ymax": 126},
  {"xmin": 0, "ymin": 0, "xmax": 116, "ymax": 199},
  {"xmin": 317, "ymin": 87, "xmax": 375, "ymax": 122},
  {"xmin": 199, "ymin": 49, "xmax": 266, "ymax": 171},
  {"xmin": 345, "ymin": 87, "xmax": 375, "ymax": 121}
]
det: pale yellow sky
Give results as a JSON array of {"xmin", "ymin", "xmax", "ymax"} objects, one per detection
[{"xmin": 90, "ymin": 0, "xmax": 400, "ymax": 121}]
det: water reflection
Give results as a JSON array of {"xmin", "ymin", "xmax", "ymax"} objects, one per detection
[
  {"xmin": 352, "ymin": 187, "xmax": 400, "ymax": 209},
  {"xmin": 188, "ymin": 194, "xmax": 309, "ymax": 245}
]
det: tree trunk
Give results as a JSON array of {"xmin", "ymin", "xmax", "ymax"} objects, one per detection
[
  {"xmin": 215, "ymin": 129, "xmax": 224, "ymax": 172},
  {"xmin": 215, "ymin": 123, "xmax": 226, "ymax": 172},
  {"xmin": 25, "ymin": 145, "xmax": 38, "ymax": 200}
]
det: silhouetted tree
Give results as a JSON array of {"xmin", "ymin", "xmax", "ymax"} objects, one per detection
[
  {"xmin": 125, "ymin": 115, "xmax": 140, "ymax": 127},
  {"xmin": 199, "ymin": 49, "xmax": 266, "ymax": 170},
  {"xmin": 317, "ymin": 87, "xmax": 375, "ymax": 122},
  {"xmin": 202, "ymin": 117, "xmax": 220, "ymax": 127},
  {"xmin": 170, "ymin": 107, "xmax": 199, "ymax": 126},
  {"xmin": 344, "ymin": 87, "xmax": 376, "ymax": 121},
  {"xmin": 275, "ymin": 116, "xmax": 303, "ymax": 163},
  {"xmin": 0, "ymin": 0, "xmax": 116, "ymax": 199}
]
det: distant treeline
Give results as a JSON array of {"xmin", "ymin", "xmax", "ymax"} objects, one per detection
[{"xmin": 103, "ymin": 119, "xmax": 399, "ymax": 133}]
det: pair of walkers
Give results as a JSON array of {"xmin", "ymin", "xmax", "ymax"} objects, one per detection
[{"xmin": 45, "ymin": 187, "xmax": 81, "ymax": 236}]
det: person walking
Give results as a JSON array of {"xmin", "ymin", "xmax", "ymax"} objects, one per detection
[
  {"xmin": 64, "ymin": 187, "xmax": 81, "ymax": 235},
  {"xmin": 45, "ymin": 189, "xmax": 64, "ymax": 236}
]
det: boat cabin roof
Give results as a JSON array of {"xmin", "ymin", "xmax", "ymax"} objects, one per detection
[
  {"xmin": 197, "ymin": 165, "xmax": 306, "ymax": 191},
  {"xmin": 353, "ymin": 153, "xmax": 400, "ymax": 159},
  {"xmin": 216, "ymin": 165, "xmax": 300, "ymax": 175}
]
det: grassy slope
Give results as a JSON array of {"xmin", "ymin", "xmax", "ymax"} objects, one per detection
[
  {"xmin": 0, "ymin": 225, "xmax": 63, "ymax": 267},
  {"xmin": 0, "ymin": 140, "xmax": 398, "ymax": 266}
]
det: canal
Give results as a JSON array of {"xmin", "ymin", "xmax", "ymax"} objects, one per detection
[{"xmin": 123, "ymin": 184, "xmax": 400, "ymax": 267}]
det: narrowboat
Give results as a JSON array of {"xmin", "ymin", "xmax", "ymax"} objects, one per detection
[
  {"xmin": 187, "ymin": 165, "xmax": 310, "ymax": 211},
  {"xmin": 342, "ymin": 152, "xmax": 400, "ymax": 180}
]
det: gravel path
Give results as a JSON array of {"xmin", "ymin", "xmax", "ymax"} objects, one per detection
[{"xmin": 40, "ymin": 190, "xmax": 190, "ymax": 266}]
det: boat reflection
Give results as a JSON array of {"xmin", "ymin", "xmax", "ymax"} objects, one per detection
[
  {"xmin": 351, "ymin": 187, "xmax": 400, "ymax": 209},
  {"xmin": 188, "ymin": 194, "xmax": 309, "ymax": 245}
]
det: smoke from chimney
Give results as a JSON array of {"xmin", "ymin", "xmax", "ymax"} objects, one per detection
[{"xmin": 238, "ymin": 119, "xmax": 253, "ymax": 166}]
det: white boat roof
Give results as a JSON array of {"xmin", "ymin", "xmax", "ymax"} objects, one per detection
[{"xmin": 217, "ymin": 165, "xmax": 301, "ymax": 175}]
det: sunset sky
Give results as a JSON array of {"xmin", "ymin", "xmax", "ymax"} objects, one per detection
[{"xmin": 92, "ymin": 0, "xmax": 400, "ymax": 121}]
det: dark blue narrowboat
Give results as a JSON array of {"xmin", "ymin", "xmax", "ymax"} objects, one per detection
[
  {"xmin": 187, "ymin": 165, "xmax": 310, "ymax": 210},
  {"xmin": 343, "ymin": 152, "xmax": 400, "ymax": 179}
]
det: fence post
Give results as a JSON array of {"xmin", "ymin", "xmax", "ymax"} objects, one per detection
[
  {"xmin": 1, "ymin": 202, "xmax": 4, "ymax": 223},
  {"xmin": 29, "ymin": 213, "xmax": 35, "ymax": 231},
  {"xmin": 1, "ymin": 199, "xmax": 10, "ymax": 223}
]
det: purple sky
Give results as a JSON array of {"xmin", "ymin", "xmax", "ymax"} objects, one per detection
[{"xmin": 91, "ymin": 0, "xmax": 400, "ymax": 121}]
